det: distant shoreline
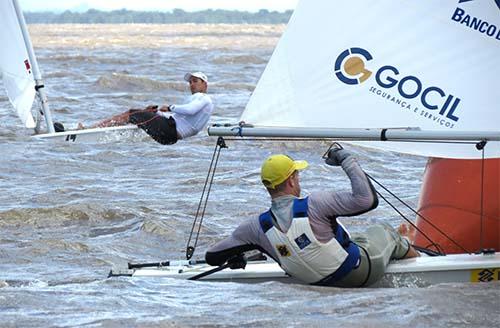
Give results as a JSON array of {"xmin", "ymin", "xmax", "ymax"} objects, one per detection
[{"xmin": 24, "ymin": 9, "xmax": 293, "ymax": 24}]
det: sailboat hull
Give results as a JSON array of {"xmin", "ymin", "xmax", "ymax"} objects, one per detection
[
  {"xmin": 109, "ymin": 252, "xmax": 500, "ymax": 287},
  {"xmin": 32, "ymin": 125, "xmax": 142, "ymax": 143}
]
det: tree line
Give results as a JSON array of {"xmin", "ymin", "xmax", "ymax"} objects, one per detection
[{"xmin": 24, "ymin": 9, "xmax": 293, "ymax": 24}]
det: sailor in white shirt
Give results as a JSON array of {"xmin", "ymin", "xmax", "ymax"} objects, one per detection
[
  {"xmin": 158, "ymin": 72, "xmax": 214, "ymax": 140},
  {"xmin": 84, "ymin": 71, "xmax": 214, "ymax": 145}
]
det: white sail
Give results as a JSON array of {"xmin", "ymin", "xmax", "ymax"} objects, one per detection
[
  {"xmin": 0, "ymin": 0, "xmax": 36, "ymax": 128},
  {"xmin": 240, "ymin": 0, "xmax": 500, "ymax": 159}
]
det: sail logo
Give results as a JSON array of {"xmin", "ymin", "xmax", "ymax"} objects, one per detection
[
  {"xmin": 335, "ymin": 48, "xmax": 461, "ymax": 127},
  {"xmin": 452, "ymin": 1, "xmax": 500, "ymax": 41},
  {"xmin": 334, "ymin": 48, "xmax": 373, "ymax": 85}
]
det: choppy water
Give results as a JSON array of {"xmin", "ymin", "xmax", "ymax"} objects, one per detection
[{"xmin": 0, "ymin": 24, "xmax": 498, "ymax": 327}]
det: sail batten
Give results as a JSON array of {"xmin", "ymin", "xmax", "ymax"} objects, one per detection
[{"xmin": 234, "ymin": 0, "xmax": 500, "ymax": 159}]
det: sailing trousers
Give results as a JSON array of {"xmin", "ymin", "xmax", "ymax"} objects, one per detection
[
  {"xmin": 129, "ymin": 110, "xmax": 178, "ymax": 145},
  {"xmin": 331, "ymin": 223, "xmax": 410, "ymax": 287}
]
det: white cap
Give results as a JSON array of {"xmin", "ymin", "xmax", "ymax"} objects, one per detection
[{"xmin": 184, "ymin": 71, "xmax": 208, "ymax": 83}]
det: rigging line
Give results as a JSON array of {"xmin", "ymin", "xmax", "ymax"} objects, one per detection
[
  {"xmin": 366, "ymin": 173, "xmax": 471, "ymax": 254},
  {"xmin": 129, "ymin": 108, "xmax": 164, "ymax": 126},
  {"xmin": 368, "ymin": 173, "xmax": 467, "ymax": 254},
  {"xmin": 185, "ymin": 136, "xmax": 227, "ymax": 260},
  {"xmin": 192, "ymin": 140, "xmax": 224, "ymax": 250},
  {"xmin": 134, "ymin": 115, "xmax": 161, "ymax": 127},
  {"xmin": 185, "ymin": 138, "xmax": 220, "ymax": 258},
  {"xmin": 373, "ymin": 189, "xmax": 445, "ymax": 255}
]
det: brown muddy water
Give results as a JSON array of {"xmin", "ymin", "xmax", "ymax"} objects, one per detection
[{"xmin": 0, "ymin": 24, "xmax": 498, "ymax": 327}]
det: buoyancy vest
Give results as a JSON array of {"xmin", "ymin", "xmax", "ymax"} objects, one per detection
[{"xmin": 259, "ymin": 197, "xmax": 360, "ymax": 284}]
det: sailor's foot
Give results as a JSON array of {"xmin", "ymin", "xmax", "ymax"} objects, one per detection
[
  {"xmin": 398, "ymin": 223, "xmax": 420, "ymax": 258},
  {"xmin": 398, "ymin": 222, "xmax": 416, "ymax": 241},
  {"xmin": 398, "ymin": 222, "xmax": 409, "ymax": 236}
]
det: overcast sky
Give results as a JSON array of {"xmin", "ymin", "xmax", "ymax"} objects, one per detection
[{"xmin": 19, "ymin": 0, "xmax": 299, "ymax": 12}]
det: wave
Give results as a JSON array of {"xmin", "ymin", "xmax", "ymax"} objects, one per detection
[
  {"xmin": 0, "ymin": 128, "xmax": 21, "ymax": 140},
  {"xmin": 47, "ymin": 54, "xmax": 134, "ymax": 65},
  {"xmin": 44, "ymin": 71, "xmax": 86, "ymax": 79},
  {"xmin": 0, "ymin": 204, "xmax": 139, "ymax": 227},
  {"xmin": 94, "ymin": 73, "xmax": 185, "ymax": 92},
  {"xmin": 211, "ymin": 55, "xmax": 267, "ymax": 65},
  {"xmin": 214, "ymin": 82, "xmax": 255, "ymax": 92}
]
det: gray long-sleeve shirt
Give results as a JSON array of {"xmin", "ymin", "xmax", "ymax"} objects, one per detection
[{"xmin": 205, "ymin": 155, "xmax": 377, "ymax": 265}]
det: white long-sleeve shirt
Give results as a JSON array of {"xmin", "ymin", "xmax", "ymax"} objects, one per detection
[{"xmin": 159, "ymin": 92, "xmax": 214, "ymax": 139}]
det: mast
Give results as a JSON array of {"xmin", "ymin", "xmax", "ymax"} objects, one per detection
[{"xmin": 12, "ymin": 0, "xmax": 55, "ymax": 133}]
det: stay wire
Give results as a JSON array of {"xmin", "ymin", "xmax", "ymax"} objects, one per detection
[
  {"xmin": 366, "ymin": 173, "xmax": 471, "ymax": 254},
  {"xmin": 185, "ymin": 137, "xmax": 227, "ymax": 260}
]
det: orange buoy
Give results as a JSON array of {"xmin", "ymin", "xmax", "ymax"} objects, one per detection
[{"xmin": 412, "ymin": 157, "xmax": 499, "ymax": 254}]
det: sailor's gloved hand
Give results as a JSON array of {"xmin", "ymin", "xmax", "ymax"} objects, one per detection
[
  {"xmin": 325, "ymin": 148, "xmax": 351, "ymax": 166},
  {"xmin": 227, "ymin": 254, "xmax": 247, "ymax": 270}
]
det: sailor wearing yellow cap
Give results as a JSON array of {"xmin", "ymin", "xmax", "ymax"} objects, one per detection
[{"xmin": 206, "ymin": 145, "xmax": 420, "ymax": 287}]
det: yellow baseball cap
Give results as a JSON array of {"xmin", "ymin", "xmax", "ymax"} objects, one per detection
[{"xmin": 261, "ymin": 154, "xmax": 308, "ymax": 189}]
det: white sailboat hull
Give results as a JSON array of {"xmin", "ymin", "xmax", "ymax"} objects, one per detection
[
  {"xmin": 32, "ymin": 125, "xmax": 142, "ymax": 143},
  {"xmin": 110, "ymin": 252, "xmax": 500, "ymax": 287}
]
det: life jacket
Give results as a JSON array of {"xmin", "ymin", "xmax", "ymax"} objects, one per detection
[{"xmin": 259, "ymin": 197, "xmax": 360, "ymax": 284}]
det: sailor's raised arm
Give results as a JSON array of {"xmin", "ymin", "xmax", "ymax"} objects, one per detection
[{"xmin": 321, "ymin": 148, "xmax": 378, "ymax": 217}]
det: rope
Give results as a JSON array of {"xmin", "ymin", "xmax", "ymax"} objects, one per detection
[
  {"xmin": 366, "ymin": 173, "xmax": 470, "ymax": 254},
  {"xmin": 134, "ymin": 115, "xmax": 161, "ymax": 126},
  {"xmin": 372, "ymin": 186, "xmax": 445, "ymax": 255},
  {"xmin": 185, "ymin": 137, "xmax": 227, "ymax": 260},
  {"xmin": 132, "ymin": 108, "xmax": 164, "ymax": 127}
]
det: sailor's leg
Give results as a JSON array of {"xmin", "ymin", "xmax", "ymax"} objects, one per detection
[
  {"xmin": 338, "ymin": 223, "xmax": 416, "ymax": 287},
  {"xmin": 93, "ymin": 110, "xmax": 136, "ymax": 128},
  {"xmin": 372, "ymin": 222, "xmax": 420, "ymax": 260}
]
